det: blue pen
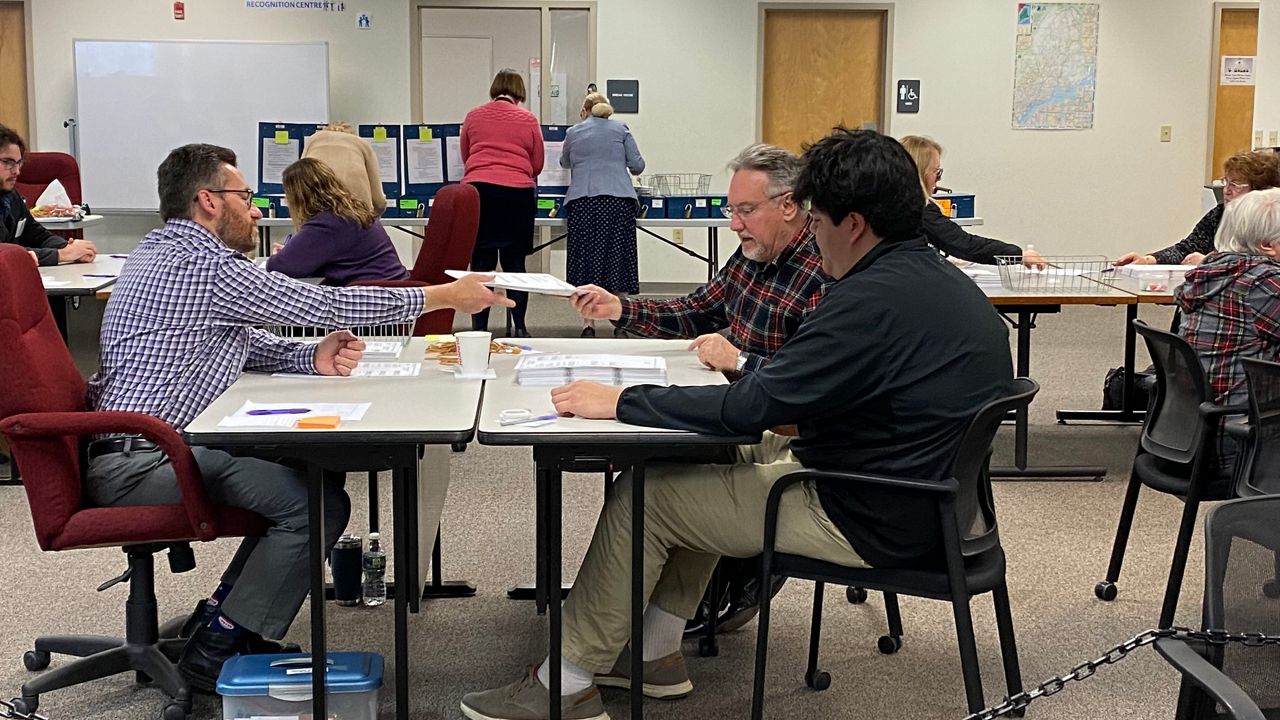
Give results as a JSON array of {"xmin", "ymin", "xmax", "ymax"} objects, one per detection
[
  {"xmin": 499, "ymin": 412, "xmax": 559, "ymax": 426},
  {"xmin": 109, "ymin": 254, "xmax": 129, "ymax": 259},
  {"xmin": 83, "ymin": 273, "xmax": 117, "ymax": 278},
  {"xmin": 246, "ymin": 408, "xmax": 311, "ymax": 416}
]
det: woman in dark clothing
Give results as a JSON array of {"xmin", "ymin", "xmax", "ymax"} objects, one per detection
[
  {"xmin": 267, "ymin": 158, "xmax": 408, "ymax": 286},
  {"xmin": 1114, "ymin": 148, "xmax": 1280, "ymax": 267},
  {"xmin": 900, "ymin": 135, "xmax": 1044, "ymax": 266}
]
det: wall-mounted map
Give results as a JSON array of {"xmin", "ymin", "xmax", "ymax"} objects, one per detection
[{"xmin": 1012, "ymin": 3, "xmax": 1100, "ymax": 130}]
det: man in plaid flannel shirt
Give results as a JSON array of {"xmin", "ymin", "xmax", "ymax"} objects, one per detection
[
  {"xmin": 569, "ymin": 144, "xmax": 830, "ymax": 636},
  {"xmin": 83, "ymin": 143, "xmax": 510, "ymax": 692}
]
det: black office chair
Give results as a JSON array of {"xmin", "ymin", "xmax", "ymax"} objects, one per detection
[
  {"xmin": 1095, "ymin": 320, "xmax": 1245, "ymax": 628},
  {"xmin": 1156, "ymin": 495, "xmax": 1280, "ymax": 720},
  {"xmin": 1233, "ymin": 358, "xmax": 1280, "ymax": 499},
  {"xmin": 750, "ymin": 378, "xmax": 1038, "ymax": 718}
]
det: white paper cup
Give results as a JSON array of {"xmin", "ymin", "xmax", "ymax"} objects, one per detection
[{"xmin": 455, "ymin": 331, "xmax": 492, "ymax": 377}]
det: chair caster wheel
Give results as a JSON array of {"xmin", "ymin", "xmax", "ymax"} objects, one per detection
[
  {"xmin": 1094, "ymin": 581, "xmax": 1118, "ymax": 601},
  {"xmin": 11, "ymin": 696, "xmax": 38, "ymax": 716},
  {"xmin": 805, "ymin": 669, "xmax": 831, "ymax": 691},
  {"xmin": 23, "ymin": 650, "xmax": 50, "ymax": 671},
  {"xmin": 698, "ymin": 636, "xmax": 719, "ymax": 657},
  {"xmin": 1263, "ymin": 580, "xmax": 1280, "ymax": 599},
  {"xmin": 877, "ymin": 635, "xmax": 903, "ymax": 654},
  {"xmin": 846, "ymin": 586, "xmax": 868, "ymax": 604},
  {"xmin": 162, "ymin": 699, "xmax": 192, "ymax": 720}
]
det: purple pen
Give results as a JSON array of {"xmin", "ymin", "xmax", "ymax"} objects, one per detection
[{"xmin": 246, "ymin": 408, "xmax": 311, "ymax": 416}]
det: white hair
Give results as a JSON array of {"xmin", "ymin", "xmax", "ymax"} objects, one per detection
[{"xmin": 1215, "ymin": 187, "xmax": 1280, "ymax": 254}]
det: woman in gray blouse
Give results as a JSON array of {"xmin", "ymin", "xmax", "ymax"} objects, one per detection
[{"xmin": 560, "ymin": 92, "xmax": 645, "ymax": 336}]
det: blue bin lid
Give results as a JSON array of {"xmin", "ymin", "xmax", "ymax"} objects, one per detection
[{"xmin": 216, "ymin": 652, "xmax": 383, "ymax": 699}]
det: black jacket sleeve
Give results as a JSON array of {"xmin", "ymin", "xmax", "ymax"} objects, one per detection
[
  {"xmin": 1152, "ymin": 205, "xmax": 1222, "ymax": 265},
  {"xmin": 2, "ymin": 196, "xmax": 66, "ymax": 266},
  {"xmin": 919, "ymin": 203, "xmax": 1022, "ymax": 265}
]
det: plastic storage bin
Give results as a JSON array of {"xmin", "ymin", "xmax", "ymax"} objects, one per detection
[
  {"xmin": 933, "ymin": 193, "xmax": 975, "ymax": 218},
  {"xmin": 217, "ymin": 652, "xmax": 383, "ymax": 720},
  {"xmin": 536, "ymin": 195, "xmax": 564, "ymax": 218},
  {"xmin": 398, "ymin": 196, "xmax": 431, "ymax": 218},
  {"xmin": 664, "ymin": 196, "xmax": 710, "ymax": 219},
  {"xmin": 637, "ymin": 197, "xmax": 665, "ymax": 218}
]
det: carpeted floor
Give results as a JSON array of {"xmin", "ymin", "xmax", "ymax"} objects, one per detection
[{"xmin": 2, "ymin": 293, "xmax": 1217, "ymax": 720}]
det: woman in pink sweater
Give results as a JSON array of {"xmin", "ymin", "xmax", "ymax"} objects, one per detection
[{"xmin": 460, "ymin": 68, "xmax": 545, "ymax": 337}]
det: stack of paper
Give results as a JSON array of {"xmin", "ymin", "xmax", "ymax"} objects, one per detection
[
  {"xmin": 960, "ymin": 265, "xmax": 1002, "ymax": 287},
  {"xmin": 361, "ymin": 340, "xmax": 406, "ymax": 360},
  {"xmin": 445, "ymin": 270, "xmax": 579, "ymax": 297},
  {"xmin": 514, "ymin": 354, "xmax": 668, "ymax": 387},
  {"xmin": 1113, "ymin": 264, "xmax": 1196, "ymax": 278}
]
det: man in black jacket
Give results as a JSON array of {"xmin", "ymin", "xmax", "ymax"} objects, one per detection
[
  {"xmin": 459, "ymin": 128, "xmax": 1014, "ymax": 720},
  {"xmin": 0, "ymin": 125, "xmax": 97, "ymax": 266}
]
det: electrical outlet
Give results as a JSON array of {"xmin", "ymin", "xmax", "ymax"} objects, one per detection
[
  {"xmin": 672, "ymin": 228, "xmax": 684, "ymax": 245},
  {"xmin": 1270, "ymin": 130, "xmax": 1280, "ymax": 146},
  {"xmin": 1258, "ymin": 130, "xmax": 1267, "ymax": 148},
  {"xmin": 1159, "ymin": 125, "xmax": 1172, "ymax": 143}
]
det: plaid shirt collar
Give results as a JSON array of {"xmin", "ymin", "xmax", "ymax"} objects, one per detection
[{"xmin": 749, "ymin": 216, "xmax": 815, "ymax": 274}]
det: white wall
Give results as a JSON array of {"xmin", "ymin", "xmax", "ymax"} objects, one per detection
[
  {"xmin": 1256, "ymin": 0, "xmax": 1280, "ymax": 140},
  {"xmin": 24, "ymin": 0, "xmax": 1241, "ymax": 270}
]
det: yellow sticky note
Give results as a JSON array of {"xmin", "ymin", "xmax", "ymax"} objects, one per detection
[
  {"xmin": 372, "ymin": 126, "xmax": 388, "ymax": 143},
  {"xmin": 297, "ymin": 415, "xmax": 341, "ymax": 430},
  {"xmin": 274, "ymin": 130, "xmax": 289, "ymax": 144},
  {"xmin": 419, "ymin": 127, "xmax": 433, "ymax": 141}
]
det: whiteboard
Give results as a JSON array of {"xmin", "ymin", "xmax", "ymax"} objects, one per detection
[{"xmin": 74, "ymin": 39, "xmax": 329, "ymax": 211}]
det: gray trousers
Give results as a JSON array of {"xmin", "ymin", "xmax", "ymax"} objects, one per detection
[{"xmin": 86, "ymin": 446, "xmax": 350, "ymax": 639}]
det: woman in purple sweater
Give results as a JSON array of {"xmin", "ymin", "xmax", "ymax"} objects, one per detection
[{"xmin": 267, "ymin": 158, "xmax": 409, "ymax": 286}]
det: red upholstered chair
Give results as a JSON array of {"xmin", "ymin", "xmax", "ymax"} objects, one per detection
[
  {"xmin": 13, "ymin": 151, "xmax": 85, "ymax": 240},
  {"xmin": 352, "ymin": 182, "xmax": 481, "ymax": 334},
  {"xmin": 0, "ymin": 245, "xmax": 266, "ymax": 720}
]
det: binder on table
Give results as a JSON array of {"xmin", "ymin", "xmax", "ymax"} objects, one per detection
[
  {"xmin": 357, "ymin": 124, "xmax": 403, "ymax": 199},
  {"xmin": 256, "ymin": 122, "xmax": 309, "ymax": 196}
]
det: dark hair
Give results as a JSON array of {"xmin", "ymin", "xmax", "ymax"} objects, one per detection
[
  {"xmin": 0, "ymin": 124, "xmax": 27, "ymax": 155},
  {"xmin": 794, "ymin": 127, "xmax": 924, "ymax": 242},
  {"xmin": 489, "ymin": 68, "xmax": 527, "ymax": 103},
  {"xmin": 157, "ymin": 144, "xmax": 237, "ymax": 221}
]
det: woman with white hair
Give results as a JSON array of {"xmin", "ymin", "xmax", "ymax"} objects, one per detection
[{"xmin": 1175, "ymin": 187, "xmax": 1280, "ymax": 477}]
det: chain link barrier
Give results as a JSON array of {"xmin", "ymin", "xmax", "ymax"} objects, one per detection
[
  {"xmin": 0, "ymin": 698, "xmax": 49, "ymax": 720},
  {"xmin": 964, "ymin": 626, "xmax": 1280, "ymax": 720}
]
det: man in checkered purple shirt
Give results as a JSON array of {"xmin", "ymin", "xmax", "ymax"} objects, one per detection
[
  {"xmin": 569, "ymin": 144, "xmax": 830, "ymax": 637},
  {"xmin": 83, "ymin": 143, "xmax": 511, "ymax": 692}
]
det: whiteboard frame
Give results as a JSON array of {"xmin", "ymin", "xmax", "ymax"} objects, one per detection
[{"xmin": 72, "ymin": 38, "xmax": 330, "ymax": 213}]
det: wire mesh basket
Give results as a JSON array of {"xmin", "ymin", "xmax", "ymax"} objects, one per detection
[
  {"xmin": 645, "ymin": 173, "xmax": 711, "ymax": 196},
  {"xmin": 262, "ymin": 320, "xmax": 416, "ymax": 341},
  {"xmin": 994, "ymin": 256, "xmax": 1109, "ymax": 293}
]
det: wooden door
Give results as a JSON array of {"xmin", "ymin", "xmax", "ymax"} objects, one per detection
[
  {"xmin": 763, "ymin": 10, "xmax": 885, "ymax": 153},
  {"xmin": 1210, "ymin": 7, "xmax": 1258, "ymax": 180},
  {"xmin": 0, "ymin": 2, "xmax": 28, "ymax": 141}
]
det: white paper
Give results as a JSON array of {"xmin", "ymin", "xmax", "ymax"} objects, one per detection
[
  {"xmin": 369, "ymin": 140, "xmax": 399, "ymax": 184},
  {"xmin": 445, "ymin": 136, "xmax": 465, "ymax": 182},
  {"xmin": 449, "ymin": 366, "xmax": 497, "ymax": 380},
  {"xmin": 40, "ymin": 276, "xmax": 71, "ymax": 287},
  {"xmin": 1113, "ymin": 264, "xmax": 1196, "ymax": 277},
  {"xmin": 216, "ymin": 415, "xmax": 300, "ymax": 429},
  {"xmin": 352, "ymin": 362, "xmax": 421, "ymax": 377},
  {"xmin": 538, "ymin": 141, "xmax": 571, "ymax": 187},
  {"xmin": 261, "ymin": 138, "xmax": 300, "ymax": 185},
  {"xmin": 1221, "ymin": 56, "xmax": 1255, "ymax": 86},
  {"xmin": 515, "ymin": 354, "xmax": 665, "ymax": 370},
  {"xmin": 232, "ymin": 401, "xmax": 371, "ymax": 421},
  {"xmin": 361, "ymin": 340, "xmax": 406, "ymax": 359},
  {"xmin": 35, "ymin": 179, "xmax": 71, "ymax": 207},
  {"xmin": 406, "ymin": 138, "xmax": 445, "ymax": 185},
  {"xmin": 445, "ymin": 269, "xmax": 579, "ymax": 296}
]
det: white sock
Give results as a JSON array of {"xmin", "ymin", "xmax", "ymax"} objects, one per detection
[
  {"xmin": 641, "ymin": 604, "xmax": 685, "ymax": 661},
  {"xmin": 536, "ymin": 655, "xmax": 594, "ymax": 696}
]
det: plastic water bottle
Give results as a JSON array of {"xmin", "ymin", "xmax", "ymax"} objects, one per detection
[{"xmin": 362, "ymin": 532, "xmax": 387, "ymax": 607}]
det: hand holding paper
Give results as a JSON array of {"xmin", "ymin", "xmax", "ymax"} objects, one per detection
[
  {"xmin": 569, "ymin": 284, "xmax": 623, "ymax": 321},
  {"xmin": 436, "ymin": 273, "xmax": 516, "ymax": 312},
  {"xmin": 314, "ymin": 330, "xmax": 365, "ymax": 376},
  {"xmin": 445, "ymin": 270, "xmax": 581, "ymax": 297}
]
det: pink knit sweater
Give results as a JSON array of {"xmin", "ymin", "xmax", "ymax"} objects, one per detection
[{"xmin": 460, "ymin": 100, "xmax": 545, "ymax": 188}]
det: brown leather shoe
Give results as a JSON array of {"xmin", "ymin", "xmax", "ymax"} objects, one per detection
[
  {"xmin": 461, "ymin": 666, "xmax": 609, "ymax": 720},
  {"xmin": 595, "ymin": 649, "xmax": 692, "ymax": 700}
]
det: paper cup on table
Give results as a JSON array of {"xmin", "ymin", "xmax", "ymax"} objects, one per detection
[{"xmin": 455, "ymin": 331, "xmax": 492, "ymax": 378}]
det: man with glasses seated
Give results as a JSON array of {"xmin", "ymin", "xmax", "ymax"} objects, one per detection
[
  {"xmin": 0, "ymin": 124, "xmax": 97, "ymax": 266},
  {"xmin": 1114, "ymin": 148, "xmax": 1280, "ymax": 267},
  {"xmin": 569, "ymin": 143, "xmax": 830, "ymax": 637},
  {"xmin": 84, "ymin": 143, "xmax": 512, "ymax": 691}
]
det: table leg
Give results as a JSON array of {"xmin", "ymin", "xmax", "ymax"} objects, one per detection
[
  {"xmin": 392, "ymin": 464, "xmax": 411, "ymax": 720},
  {"xmin": 549, "ymin": 462, "xmax": 563, "ymax": 720},
  {"xmin": 49, "ymin": 296, "xmax": 69, "ymax": 342},
  {"xmin": 630, "ymin": 461, "xmax": 645, "ymax": 720},
  {"xmin": 307, "ymin": 465, "xmax": 329, "ymax": 720},
  {"xmin": 991, "ymin": 309, "xmax": 1106, "ymax": 480},
  {"xmin": 1054, "ymin": 304, "xmax": 1146, "ymax": 425},
  {"xmin": 708, "ymin": 227, "xmax": 718, "ymax": 282}
]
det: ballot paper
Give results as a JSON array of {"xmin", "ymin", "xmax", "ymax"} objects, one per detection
[
  {"xmin": 227, "ymin": 401, "xmax": 370, "ymax": 421},
  {"xmin": 271, "ymin": 363, "xmax": 421, "ymax": 379},
  {"xmin": 514, "ymin": 354, "xmax": 667, "ymax": 387},
  {"xmin": 445, "ymin": 270, "xmax": 579, "ymax": 296},
  {"xmin": 361, "ymin": 340, "xmax": 407, "ymax": 360}
]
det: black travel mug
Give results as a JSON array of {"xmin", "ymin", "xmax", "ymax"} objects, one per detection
[{"xmin": 330, "ymin": 535, "xmax": 363, "ymax": 606}]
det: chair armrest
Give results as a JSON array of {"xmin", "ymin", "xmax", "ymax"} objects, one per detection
[
  {"xmin": 1224, "ymin": 416, "xmax": 1253, "ymax": 442},
  {"xmin": 0, "ymin": 411, "xmax": 219, "ymax": 542},
  {"xmin": 1154, "ymin": 638, "xmax": 1265, "ymax": 720},
  {"xmin": 777, "ymin": 469, "xmax": 959, "ymax": 496},
  {"xmin": 1200, "ymin": 402, "xmax": 1248, "ymax": 420},
  {"xmin": 350, "ymin": 279, "xmax": 428, "ymax": 289}
]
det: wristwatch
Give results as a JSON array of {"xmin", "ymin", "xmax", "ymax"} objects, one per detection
[{"xmin": 734, "ymin": 352, "xmax": 749, "ymax": 373}]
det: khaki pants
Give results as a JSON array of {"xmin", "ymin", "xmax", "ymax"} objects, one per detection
[{"xmin": 561, "ymin": 432, "xmax": 867, "ymax": 672}]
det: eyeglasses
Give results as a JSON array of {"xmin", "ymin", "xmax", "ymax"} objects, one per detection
[
  {"xmin": 1219, "ymin": 177, "xmax": 1251, "ymax": 192},
  {"xmin": 934, "ymin": 168, "xmax": 944, "ymax": 181},
  {"xmin": 721, "ymin": 191, "xmax": 791, "ymax": 219},
  {"xmin": 201, "ymin": 187, "xmax": 256, "ymax": 203},
  {"xmin": 0, "ymin": 158, "xmax": 24, "ymax": 171}
]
